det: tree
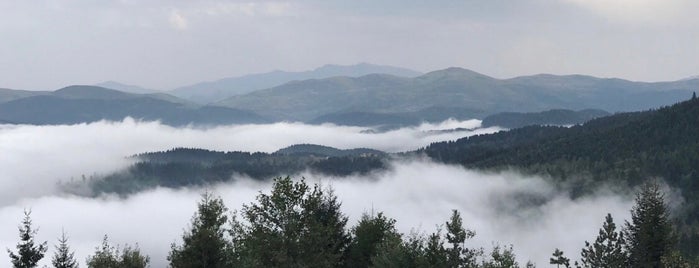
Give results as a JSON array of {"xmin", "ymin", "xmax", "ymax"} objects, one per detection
[
  {"xmin": 51, "ymin": 230, "xmax": 78, "ymax": 268},
  {"xmin": 445, "ymin": 210, "xmax": 479, "ymax": 267},
  {"xmin": 233, "ymin": 177, "xmax": 349, "ymax": 267},
  {"xmin": 7, "ymin": 210, "xmax": 47, "ymax": 268},
  {"xmin": 482, "ymin": 245, "xmax": 519, "ymax": 268},
  {"xmin": 345, "ymin": 212, "xmax": 399, "ymax": 268},
  {"xmin": 168, "ymin": 192, "xmax": 232, "ymax": 268},
  {"xmin": 624, "ymin": 181, "xmax": 674, "ymax": 268},
  {"xmin": 578, "ymin": 213, "xmax": 627, "ymax": 268},
  {"xmin": 550, "ymin": 248, "xmax": 570, "ymax": 268},
  {"xmin": 346, "ymin": 212, "xmax": 406, "ymax": 267},
  {"xmin": 86, "ymin": 236, "xmax": 149, "ymax": 268}
]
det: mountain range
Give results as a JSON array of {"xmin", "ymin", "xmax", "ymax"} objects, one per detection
[
  {"xmin": 215, "ymin": 67, "xmax": 698, "ymax": 123},
  {"xmin": 1, "ymin": 65, "xmax": 697, "ymax": 127},
  {"xmin": 168, "ymin": 63, "xmax": 422, "ymax": 104},
  {"xmin": 0, "ymin": 86, "xmax": 267, "ymax": 126}
]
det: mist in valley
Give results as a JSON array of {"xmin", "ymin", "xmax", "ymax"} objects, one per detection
[{"xmin": 0, "ymin": 119, "xmax": 642, "ymax": 266}]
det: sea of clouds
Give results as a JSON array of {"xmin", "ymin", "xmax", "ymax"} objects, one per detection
[{"xmin": 0, "ymin": 119, "xmax": 634, "ymax": 266}]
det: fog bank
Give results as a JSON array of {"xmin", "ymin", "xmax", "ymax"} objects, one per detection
[
  {"xmin": 0, "ymin": 118, "xmax": 499, "ymax": 204},
  {"xmin": 0, "ymin": 159, "xmax": 633, "ymax": 267}
]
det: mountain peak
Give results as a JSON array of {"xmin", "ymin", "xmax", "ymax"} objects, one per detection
[
  {"xmin": 419, "ymin": 67, "xmax": 494, "ymax": 80},
  {"xmin": 54, "ymin": 85, "xmax": 132, "ymax": 100}
]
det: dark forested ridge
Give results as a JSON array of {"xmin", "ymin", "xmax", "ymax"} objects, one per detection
[
  {"xmin": 423, "ymin": 97, "xmax": 699, "ymax": 254},
  {"xmin": 481, "ymin": 109, "xmax": 610, "ymax": 129},
  {"xmin": 67, "ymin": 146, "xmax": 388, "ymax": 196}
]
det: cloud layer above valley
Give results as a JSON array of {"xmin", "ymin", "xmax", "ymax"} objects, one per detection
[{"xmin": 0, "ymin": 119, "xmax": 635, "ymax": 266}]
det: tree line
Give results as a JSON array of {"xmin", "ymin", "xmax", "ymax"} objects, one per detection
[{"xmin": 8, "ymin": 178, "xmax": 696, "ymax": 267}]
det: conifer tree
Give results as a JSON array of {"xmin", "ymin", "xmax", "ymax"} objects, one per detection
[
  {"xmin": 51, "ymin": 230, "xmax": 78, "ymax": 268},
  {"xmin": 445, "ymin": 210, "xmax": 478, "ymax": 267},
  {"xmin": 7, "ymin": 210, "xmax": 47, "ymax": 268},
  {"xmin": 168, "ymin": 192, "xmax": 231, "ymax": 268},
  {"xmin": 624, "ymin": 181, "xmax": 674, "ymax": 268},
  {"xmin": 550, "ymin": 248, "xmax": 570, "ymax": 268},
  {"xmin": 86, "ymin": 236, "xmax": 149, "ymax": 268},
  {"xmin": 346, "ymin": 212, "xmax": 399, "ymax": 268},
  {"xmin": 578, "ymin": 213, "xmax": 627, "ymax": 268}
]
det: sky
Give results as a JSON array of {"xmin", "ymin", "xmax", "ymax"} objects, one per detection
[
  {"xmin": 1, "ymin": 0, "xmax": 698, "ymax": 90},
  {"xmin": 0, "ymin": 118, "xmax": 640, "ymax": 266}
]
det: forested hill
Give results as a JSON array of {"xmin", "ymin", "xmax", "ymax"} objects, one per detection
[
  {"xmin": 422, "ymin": 96, "xmax": 699, "ymax": 253},
  {"xmin": 481, "ymin": 109, "xmax": 610, "ymax": 128},
  {"xmin": 69, "ymin": 146, "xmax": 388, "ymax": 196}
]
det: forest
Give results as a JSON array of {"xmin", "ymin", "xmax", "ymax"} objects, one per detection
[{"xmin": 9, "ymin": 177, "xmax": 696, "ymax": 267}]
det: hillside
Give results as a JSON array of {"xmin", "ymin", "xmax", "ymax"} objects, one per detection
[
  {"xmin": 422, "ymin": 97, "xmax": 699, "ymax": 253},
  {"xmin": 69, "ymin": 147, "xmax": 388, "ymax": 195},
  {"xmin": 0, "ymin": 86, "xmax": 268, "ymax": 126},
  {"xmin": 170, "ymin": 63, "xmax": 422, "ymax": 104},
  {"xmin": 481, "ymin": 109, "xmax": 610, "ymax": 128},
  {"xmin": 216, "ymin": 67, "xmax": 697, "ymax": 122}
]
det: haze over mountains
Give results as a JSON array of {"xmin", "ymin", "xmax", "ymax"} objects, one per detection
[
  {"xmin": 1, "ymin": 64, "xmax": 696, "ymax": 128},
  {"xmin": 168, "ymin": 63, "xmax": 423, "ymax": 104}
]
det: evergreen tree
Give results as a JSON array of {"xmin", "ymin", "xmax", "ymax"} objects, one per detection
[
  {"xmin": 624, "ymin": 181, "xmax": 674, "ymax": 268},
  {"xmin": 233, "ymin": 177, "xmax": 349, "ymax": 267},
  {"xmin": 445, "ymin": 210, "xmax": 478, "ymax": 267},
  {"xmin": 86, "ymin": 236, "xmax": 149, "ymax": 268},
  {"xmin": 7, "ymin": 210, "xmax": 47, "ymax": 268},
  {"xmin": 481, "ymin": 245, "xmax": 520, "ymax": 268},
  {"xmin": 550, "ymin": 248, "xmax": 570, "ymax": 268},
  {"xmin": 168, "ymin": 192, "xmax": 232, "ymax": 268},
  {"xmin": 51, "ymin": 230, "xmax": 78, "ymax": 268},
  {"xmin": 578, "ymin": 213, "xmax": 627, "ymax": 268},
  {"xmin": 345, "ymin": 212, "xmax": 399, "ymax": 268}
]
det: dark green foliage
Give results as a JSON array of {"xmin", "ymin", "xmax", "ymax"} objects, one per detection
[
  {"xmin": 232, "ymin": 177, "xmax": 350, "ymax": 267},
  {"xmin": 52, "ymin": 231, "xmax": 78, "ymax": 268},
  {"xmin": 85, "ymin": 236, "xmax": 149, "ymax": 268},
  {"xmin": 70, "ymin": 147, "xmax": 387, "ymax": 196},
  {"xmin": 578, "ymin": 213, "xmax": 627, "ymax": 268},
  {"xmin": 624, "ymin": 182, "xmax": 674, "ymax": 268},
  {"xmin": 550, "ymin": 248, "xmax": 570, "ymax": 268},
  {"xmin": 7, "ymin": 210, "xmax": 47, "ymax": 268},
  {"xmin": 481, "ymin": 245, "xmax": 520, "ymax": 268},
  {"xmin": 345, "ymin": 213, "xmax": 400, "ymax": 268},
  {"xmin": 424, "ymin": 98, "xmax": 699, "ymax": 254},
  {"xmin": 445, "ymin": 210, "xmax": 478, "ymax": 267},
  {"xmin": 481, "ymin": 109, "xmax": 609, "ymax": 129},
  {"xmin": 168, "ymin": 192, "xmax": 232, "ymax": 268}
]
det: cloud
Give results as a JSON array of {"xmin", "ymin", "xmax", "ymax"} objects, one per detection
[
  {"xmin": 169, "ymin": 9, "xmax": 188, "ymax": 30},
  {"xmin": 562, "ymin": 0, "xmax": 693, "ymax": 25},
  {"xmin": 0, "ymin": 118, "xmax": 500, "ymax": 205},
  {"xmin": 0, "ymin": 159, "xmax": 635, "ymax": 267}
]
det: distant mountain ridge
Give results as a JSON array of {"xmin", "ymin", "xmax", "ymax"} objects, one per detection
[
  {"xmin": 481, "ymin": 109, "xmax": 610, "ymax": 128},
  {"xmin": 0, "ymin": 85, "xmax": 268, "ymax": 126},
  {"xmin": 95, "ymin": 81, "xmax": 158, "ymax": 94},
  {"xmin": 215, "ymin": 67, "xmax": 698, "ymax": 123},
  {"xmin": 169, "ymin": 63, "xmax": 422, "ymax": 104}
]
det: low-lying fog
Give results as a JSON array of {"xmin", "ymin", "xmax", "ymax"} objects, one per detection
[{"xmin": 0, "ymin": 119, "xmax": 633, "ymax": 266}]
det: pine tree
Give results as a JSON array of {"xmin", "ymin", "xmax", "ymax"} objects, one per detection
[
  {"xmin": 51, "ymin": 230, "xmax": 78, "ymax": 268},
  {"xmin": 550, "ymin": 248, "xmax": 570, "ymax": 268},
  {"xmin": 445, "ymin": 210, "xmax": 478, "ymax": 267},
  {"xmin": 578, "ymin": 213, "xmax": 627, "ymax": 268},
  {"xmin": 346, "ymin": 212, "xmax": 399, "ymax": 268},
  {"xmin": 7, "ymin": 210, "xmax": 47, "ymax": 268},
  {"xmin": 86, "ymin": 236, "xmax": 149, "ymax": 268},
  {"xmin": 168, "ymin": 192, "xmax": 232, "ymax": 268},
  {"xmin": 624, "ymin": 181, "xmax": 674, "ymax": 268}
]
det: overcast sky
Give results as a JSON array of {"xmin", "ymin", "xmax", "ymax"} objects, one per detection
[{"xmin": 1, "ymin": 0, "xmax": 698, "ymax": 90}]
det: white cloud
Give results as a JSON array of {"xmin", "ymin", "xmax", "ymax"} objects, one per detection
[
  {"xmin": 0, "ymin": 119, "xmax": 500, "ymax": 205},
  {"xmin": 0, "ymin": 159, "xmax": 635, "ymax": 267},
  {"xmin": 563, "ymin": 0, "xmax": 692, "ymax": 25},
  {"xmin": 169, "ymin": 9, "xmax": 188, "ymax": 30}
]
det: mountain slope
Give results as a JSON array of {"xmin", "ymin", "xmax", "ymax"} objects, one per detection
[
  {"xmin": 95, "ymin": 81, "xmax": 158, "ymax": 94},
  {"xmin": 481, "ymin": 109, "xmax": 610, "ymax": 128},
  {"xmin": 0, "ymin": 88, "xmax": 49, "ymax": 103},
  {"xmin": 0, "ymin": 86, "xmax": 268, "ymax": 126},
  {"xmin": 169, "ymin": 63, "xmax": 422, "ymax": 104},
  {"xmin": 422, "ymin": 97, "xmax": 699, "ymax": 253},
  {"xmin": 216, "ymin": 67, "xmax": 697, "ymax": 122}
]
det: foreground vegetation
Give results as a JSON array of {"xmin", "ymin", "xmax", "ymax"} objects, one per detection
[{"xmin": 9, "ymin": 177, "xmax": 697, "ymax": 267}]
